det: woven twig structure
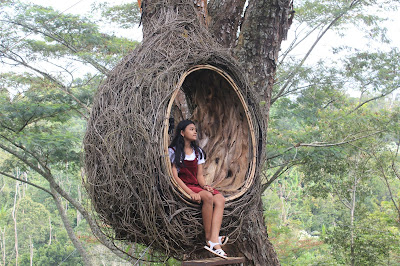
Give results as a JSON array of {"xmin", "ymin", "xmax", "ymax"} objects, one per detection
[{"xmin": 83, "ymin": 0, "xmax": 266, "ymax": 260}]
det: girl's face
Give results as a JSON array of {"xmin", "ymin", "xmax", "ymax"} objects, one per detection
[{"xmin": 181, "ymin": 123, "xmax": 197, "ymax": 142}]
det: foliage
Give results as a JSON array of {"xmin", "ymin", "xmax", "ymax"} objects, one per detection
[
  {"xmin": 19, "ymin": 236, "xmax": 83, "ymax": 266},
  {"xmin": 326, "ymin": 210, "xmax": 400, "ymax": 265},
  {"xmin": 0, "ymin": 0, "xmax": 140, "ymax": 264},
  {"xmin": 266, "ymin": 51, "xmax": 400, "ymax": 265},
  {"xmin": 265, "ymin": 2, "xmax": 400, "ymax": 262},
  {"xmin": 93, "ymin": 1, "xmax": 141, "ymax": 29}
]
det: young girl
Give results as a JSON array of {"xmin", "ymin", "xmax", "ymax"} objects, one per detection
[{"xmin": 169, "ymin": 120, "xmax": 228, "ymax": 259}]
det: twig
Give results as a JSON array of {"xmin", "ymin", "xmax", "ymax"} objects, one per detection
[
  {"xmin": 0, "ymin": 171, "xmax": 52, "ymax": 195},
  {"xmin": 267, "ymin": 130, "xmax": 383, "ymax": 160}
]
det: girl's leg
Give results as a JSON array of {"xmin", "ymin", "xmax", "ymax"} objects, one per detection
[
  {"xmin": 209, "ymin": 194, "xmax": 225, "ymax": 248},
  {"xmin": 198, "ymin": 191, "xmax": 213, "ymax": 241}
]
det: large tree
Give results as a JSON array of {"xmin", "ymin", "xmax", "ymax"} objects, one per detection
[
  {"xmin": 137, "ymin": 0, "xmax": 397, "ymax": 264},
  {"xmin": 99, "ymin": 0, "xmax": 294, "ymax": 264},
  {"xmin": 0, "ymin": 1, "xmax": 139, "ymax": 264}
]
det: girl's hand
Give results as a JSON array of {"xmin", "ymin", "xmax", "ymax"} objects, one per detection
[
  {"xmin": 190, "ymin": 192, "xmax": 201, "ymax": 203},
  {"xmin": 203, "ymin": 185, "xmax": 213, "ymax": 192}
]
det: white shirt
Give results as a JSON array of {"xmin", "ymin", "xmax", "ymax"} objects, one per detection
[{"xmin": 168, "ymin": 147, "xmax": 205, "ymax": 169}]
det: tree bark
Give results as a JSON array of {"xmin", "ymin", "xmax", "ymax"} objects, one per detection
[
  {"xmin": 1, "ymin": 227, "xmax": 5, "ymax": 266},
  {"xmin": 12, "ymin": 180, "xmax": 19, "ymax": 266},
  {"xmin": 50, "ymin": 186, "xmax": 92, "ymax": 266},
  {"xmin": 350, "ymin": 175, "xmax": 357, "ymax": 266},
  {"xmin": 207, "ymin": 0, "xmax": 247, "ymax": 48},
  {"xmin": 235, "ymin": 0, "xmax": 293, "ymax": 121},
  {"xmin": 29, "ymin": 235, "xmax": 33, "ymax": 266},
  {"xmin": 240, "ymin": 199, "xmax": 280, "ymax": 265},
  {"xmin": 48, "ymin": 216, "xmax": 52, "ymax": 245}
]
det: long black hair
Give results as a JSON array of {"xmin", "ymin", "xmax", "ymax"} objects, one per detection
[{"xmin": 168, "ymin": 119, "xmax": 205, "ymax": 167}]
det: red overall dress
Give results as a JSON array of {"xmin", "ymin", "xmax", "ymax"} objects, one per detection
[{"xmin": 172, "ymin": 148, "xmax": 219, "ymax": 195}]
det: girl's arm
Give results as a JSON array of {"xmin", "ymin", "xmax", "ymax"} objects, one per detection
[
  {"xmin": 197, "ymin": 164, "xmax": 213, "ymax": 192},
  {"xmin": 171, "ymin": 163, "xmax": 201, "ymax": 203}
]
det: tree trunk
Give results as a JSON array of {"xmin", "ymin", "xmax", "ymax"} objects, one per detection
[
  {"xmin": 77, "ymin": 169, "xmax": 85, "ymax": 226},
  {"xmin": 50, "ymin": 186, "xmax": 92, "ymax": 266},
  {"xmin": 1, "ymin": 227, "xmax": 5, "ymax": 266},
  {"xmin": 0, "ymin": 176, "xmax": 4, "ymax": 193},
  {"xmin": 138, "ymin": 0, "xmax": 293, "ymax": 264},
  {"xmin": 48, "ymin": 216, "xmax": 52, "ymax": 245},
  {"xmin": 29, "ymin": 235, "xmax": 33, "ymax": 266},
  {"xmin": 350, "ymin": 175, "xmax": 357, "ymax": 266},
  {"xmin": 279, "ymin": 183, "xmax": 287, "ymax": 225},
  {"xmin": 235, "ymin": 0, "xmax": 294, "ymax": 121},
  {"xmin": 208, "ymin": 0, "xmax": 247, "ymax": 48},
  {"xmin": 12, "ymin": 180, "xmax": 19, "ymax": 266},
  {"xmin": 234, "ymin": 197, "xmax": 280, "ymax": 265},
  {"xmin": 210, "ymin": 1, "xmax": 293, "ymax": 265},
  {"xmin": 22, "ymin": 172, "xmax": 27, "ymax": 198}
]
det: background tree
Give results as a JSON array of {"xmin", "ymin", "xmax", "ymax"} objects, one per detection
[{"xmin": 0, "ymin": 1, "xmax": 140, "ymax": 264}]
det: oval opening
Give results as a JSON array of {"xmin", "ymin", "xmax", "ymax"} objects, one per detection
[{"xmin": 163, "ymin": 65, "xmax": 256, "ymax": 202}]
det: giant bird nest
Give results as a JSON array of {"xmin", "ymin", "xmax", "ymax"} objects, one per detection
[{"xmin": 83, "ymin": 1, "xmax": 266, "ymax": 260}]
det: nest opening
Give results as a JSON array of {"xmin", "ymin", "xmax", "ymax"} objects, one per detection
[{"xmin": 164, "ymin": 65, "xmax": 257, "ymax": 202}]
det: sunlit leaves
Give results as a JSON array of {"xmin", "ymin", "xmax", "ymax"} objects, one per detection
[
  {"xmin": 343, "ymin": 49, "xmax": 400, "ymax": 96},
  {"xmin": 94, "ymin": 2, "xmax": 141, "ymax": 29},
  {"xmin": 326, "ymin": 210, "xmax": 400, "ymax": 265},
  {"xmin": 0, "ymin": 1, "xmax": 139, "ymax": 73}
]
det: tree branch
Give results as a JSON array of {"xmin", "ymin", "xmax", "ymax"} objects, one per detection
[
  {"xmin": 332, "ymin": 190, "xmax": 351, "ymax": 210},
  {"xmin": 0, "ymin": 171, "xmax": 53, "ymax": 195},
  {"xmin": 0, "ymin": 47, "xmax": 90, "ymax": 118},
  {"xmin": 49, "ymin": 185, "xmax": 92, "ymax": 265},
  {"xmin": 278, "ymin": 21, "xmax": 324, "ymax": 66},
  {"xmin": 267, "ymin": 130, "xmax": 384, "ymax": 160},
  {"xmin": 271, "ymin": 0, "xmax": 361, "ymax": 104},
  {"xmin": 349, "ymin": 143, "xmax": 400, "ymax": 223},
  {"xmin": 3, "ymin": 20, "xmax": 109, "ymax": 75},
  {"xmin": 392, "ymin": 136, "xmax": 400, "ymax": 182},
  {"xmin": 295, "ymin": 131, "xmax": 383, "ymax": 147},
  {"xmin": 0, "ymin": 142, "xmax": 50, "ymax": 178},
  {"xmin": 347, "ymin": 86, "xmax": 400, "ymax": 115},
  {"xmin": 16, "ymin": 114, "xmax": 35, "ymax": 133},
  {"xmin": 378, "ymin": 164, "xmax": 400, "ymax": 222},
  {"xmin": 0, "ymin": 134, "xmax": 49, "ymax": 171},
  {"xmin": 0, "ymin": 141, "xmax": 134, "ymax": 261},
  {"xmin": 262, "ymin": 162, "xmax": 292, "ymax": 192},
  {"xmin": 392, "ymin": 136, "xmax": 400, "ymax": 180}
]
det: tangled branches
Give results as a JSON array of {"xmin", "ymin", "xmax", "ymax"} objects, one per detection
[{"xmin": 83, "ymin": 0, "xmax": 266, "ymax": 260}]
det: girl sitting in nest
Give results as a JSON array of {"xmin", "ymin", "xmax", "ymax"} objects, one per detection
[{"xmin": 169, "ymin": 119, "xmax": 228, "ymax": 259}]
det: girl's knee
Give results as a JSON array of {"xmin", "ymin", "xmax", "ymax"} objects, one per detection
[
  {"xmin": 200, "ymin": 191, "xmax": 213, "ymax": 204},
  {"xmin": 213, "ymin": 194, "xmax": 225, "ymax": 206}
]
